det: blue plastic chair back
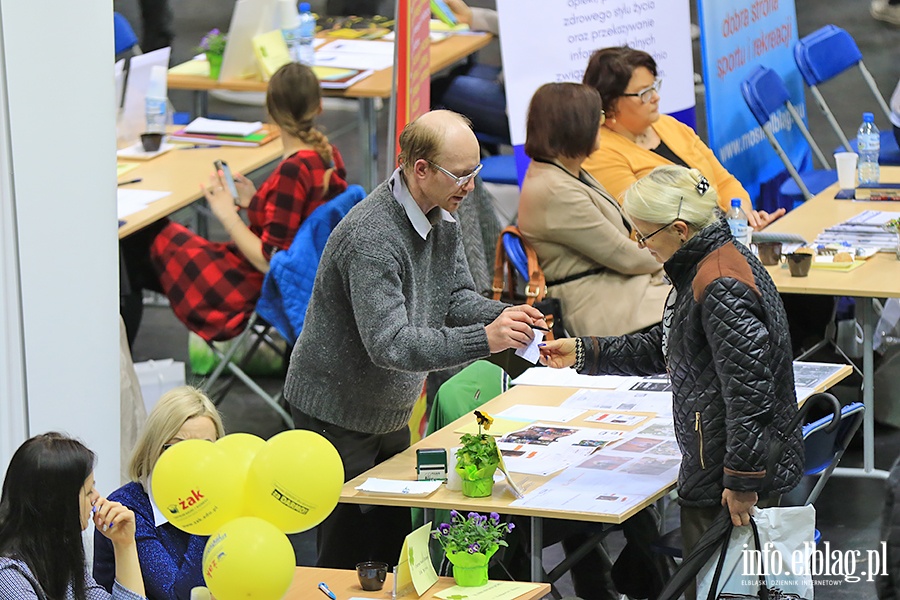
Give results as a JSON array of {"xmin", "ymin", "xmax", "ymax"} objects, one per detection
[
  {"xmin": 740, "ymin": 66, "xmax": 791, "ymax": 127},
  {"xmin": 480, "ymin": 155, "xmax": 519, "ymax": 186},
  {"xmin": 501, "ymin": 232, "xmax": 530, "ymax": 283},
  {"xmin": 113, "ymin": 12, "xmax": 139, "ymax": 56},
  {"xmin": 793, "ymin": 25, "xmax": 863, "ymax": 86}
]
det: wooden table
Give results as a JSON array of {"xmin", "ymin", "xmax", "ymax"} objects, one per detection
[
  {"xmin": 763, "ymin": 165, "xmax": 900, "ymax": 476},
  {"xmin": 286, "ymin": 566, "xmax": 551, "ymax": 599},
  {"xmin": 116, "ymin": 140, "xmax": 283, "ymax": 238},
  {"xmin": 168, "ymin": 34, "xmax": 493, "ymax": 190}
]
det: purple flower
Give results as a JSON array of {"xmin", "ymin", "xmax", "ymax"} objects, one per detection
[
  {"xmin": 489, "ymin": 512, "xmax": 500, "ymax": 523},
  {"xmin": 507, "ymin": 523, "xmax": 516, "ymax": 532},
  {"xmin": 467, "ymin": 512, "xmax": 480, "ymax": 521},
  {"xmin": 467, "ymin": 542, "xmax": 481, "ymax": 554},
  {"xmin": 438, "ymin": 523, "xmax": 451, "ymax": 535},
  {"xmin": 450, "ymin": 510, "xmax": 460, "ymax": 519}
]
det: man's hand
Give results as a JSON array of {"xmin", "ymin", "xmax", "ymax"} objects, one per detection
[
  {"xmin": 443, "ymin": 0, "xmax": 473, "ymax": 25},
  {"xmin": 485, "ymin": 305, "xmax": 543, "ymax": 353},
  {"xmin": 722, "ymin": 488, "xmax": 758, "ymax": 526}
]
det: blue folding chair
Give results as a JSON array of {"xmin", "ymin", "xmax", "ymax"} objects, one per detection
[
  {"xmin": 794, "ymin": 25, "xmax": 900, "ymax": 166},
  {"xmin": 741, "ymin": 66, "xmax": 837, "ymax": 205}
]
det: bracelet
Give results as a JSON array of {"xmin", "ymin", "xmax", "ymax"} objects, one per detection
[{"xmin": 573, "ymin": 337, "xmax": 585, "ymax": 372}]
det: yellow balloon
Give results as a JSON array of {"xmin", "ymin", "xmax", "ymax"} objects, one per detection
[
  {"xmin": 244, "ymin": 430, "xmax": 344, "ymax": 534},
  {"xmin": 216, "ymin": 433, "xmax": 265, "ymax": 489},
  {"xmin": 151, "ymin": 440, "xmax": 242, "ymax": 534},
  {"xmin": 202, "ymin": 517, "xmax": 296, "ymax": 600}
]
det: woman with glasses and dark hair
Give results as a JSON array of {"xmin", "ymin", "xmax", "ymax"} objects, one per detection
[
  {"xmin": 517, "ymin": 82, "xmax": 669, "ymax": 337},
  {"xmin": 539, "ymin": 165, "xmax": 803, "ymax": 599},
  {"xmin": 0, "ymin": 433, "xmax": 146, "ymax": 599},
  {"xmin": 93, "ymin": 387, "xmax": 224, "ymax": 600},
  {"xmin": 581, "ymin": 46, "xmax": 783, "ymax": 230}
]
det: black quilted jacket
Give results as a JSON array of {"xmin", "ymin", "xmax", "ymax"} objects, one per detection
[{"xmin": 579, "ymin": 220, "xmax": 803, "ymax": 507}]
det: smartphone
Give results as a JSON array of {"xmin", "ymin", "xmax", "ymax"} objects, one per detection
[{"xmin": 213, "ymin": 160, "xmax": 240, "ymax": 203}]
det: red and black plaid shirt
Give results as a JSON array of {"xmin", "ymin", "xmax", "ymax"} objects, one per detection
[{"xmin": 150, "ymin": 147, "xmax": 348, "ymax": 342}]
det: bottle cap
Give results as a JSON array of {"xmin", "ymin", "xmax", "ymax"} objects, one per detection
[
  {"xmin": 279, "ymin": 0, "xmax": 300, "ymax": 28},
  {"xmin": 863, "ymin": 112, "xmax": 874, "ymax": 122},
  {"xmin": 146, "ymin": 65, "xmax": 168, "ymax": 100},
  {"xmin": 299, "ymin": 1, "xmax": 311, "ymax": 11},
  {"xmin": 731, "ymin": 198, "xmax": 741, "ymax": 207}
]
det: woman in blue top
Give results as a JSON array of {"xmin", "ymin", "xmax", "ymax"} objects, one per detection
[
  {"xmin": 93, "ymin": 387, "xmax": 224, "ymax": 600},
  {"xmin": 0, "ymin": 432, "xmax": 146, "ymax": 599}
]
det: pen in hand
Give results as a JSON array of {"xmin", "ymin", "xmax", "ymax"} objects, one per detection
[
  {"xmin": 117, "ymin": 178, "xmax": 143, "ymax": 186},
  {"xmin": 531, "ymin": 324, "xmax": 550, "ymax": 332}
]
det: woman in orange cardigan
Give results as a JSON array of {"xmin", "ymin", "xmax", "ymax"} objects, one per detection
[{"xmin": 581, "ymin": 46, "xmax": 783, "ymax": 230}]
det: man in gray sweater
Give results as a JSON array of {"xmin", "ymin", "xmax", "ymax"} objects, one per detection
[{"xmin": 284, "ymin": 110, "xmax": 544, "ymax": 568}]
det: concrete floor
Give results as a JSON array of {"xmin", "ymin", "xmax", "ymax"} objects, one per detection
[{"xmin": 117, "ymin": 0, "xmax": 900, "ymax": 597}]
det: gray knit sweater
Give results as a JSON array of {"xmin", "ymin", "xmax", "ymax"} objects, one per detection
[{"xmin": 284, "ymin": 177, "xmax": 505, "ymax": 434}]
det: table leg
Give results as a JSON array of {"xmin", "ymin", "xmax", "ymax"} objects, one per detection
[
  {"xmin": 358, "ymin": 98, "xmax": 378, "ymax": 191},
  {"xmin": 530, "ymin": 516, "xmax": 542, "ymax": 582},
  {"xmin": 832, "ymin": 297, "xmax": 888, "ymax": 480}
]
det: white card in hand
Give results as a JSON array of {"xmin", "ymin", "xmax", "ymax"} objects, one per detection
[{"xmin": 515, "ymin": 329, "xmax": 543, "ymax": 364}]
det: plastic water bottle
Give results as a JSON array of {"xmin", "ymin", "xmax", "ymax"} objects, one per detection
[
  {"xmin": 145, "ymin": 65, "xmax": 168, "ymax": 134},
  {"xmin": 857, "ymin": 112, "xmax": 880, "ymax": 186},
  {"xmin": 726, "ymin": 199, "xmax": 751, "ymax": 247},
  {"xmin": 297, "ymin": 2, "xmax": 316, "ymax": 66},
  {"xmin": 280, "ymin": 0, "xmax": 302, "ymax": 63}
]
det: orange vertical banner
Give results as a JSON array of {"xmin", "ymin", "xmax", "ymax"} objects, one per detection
[{"xmin": 393, "ymin": 0, "xmax": 431, "ymax": 161}]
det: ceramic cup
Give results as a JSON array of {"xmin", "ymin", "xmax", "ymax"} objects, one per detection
[
  {"xmin": 357, "ymin": 561, "xmax": 389, "ymax": 591},
  {"xmin": 141, "ymin": 132, "xmax": 163, "ymax": 152},
  {"xmin": 756, "ymin": 241, "xmax": 783, "ymax": 266},
  {"xmin": 786, "ymin": 253, "xmax": 813, "ymax": 277},
  {"xmin": 834, "ymin": 151, "xmax": 858, "ymax": 190}
]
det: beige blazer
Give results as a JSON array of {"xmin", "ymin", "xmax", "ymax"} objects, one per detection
[{"xmin": 517, "ymin": 159, "xmax": 670, "ymax": 337}]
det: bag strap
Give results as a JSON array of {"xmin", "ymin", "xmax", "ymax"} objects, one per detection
[
  {"xmin": 491, "ymin": 226, "xmax": 547, "ymax": 305},
  {"xmin": 705, "ymin": 516, "xmax": 770, "ymax": 600}
]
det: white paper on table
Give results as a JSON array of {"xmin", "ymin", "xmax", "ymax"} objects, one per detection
[
  {"xmin": 183, "ymin": 117, "xmax": 262, "ymax": 136},
  {"xmin": 314, "ymin": 50, "xmax": 395, "ymax": 71},
  {"xmin": 586, "ymin": 412, "xmax": 649, "ymax": 427},
  {"xmin": 515, "ymin": 329, "xmax": 542, "ymax": 364},
  {"xmin": 321, "ymin": 38, "xmax": 396, "ymax": 55},
  {"xmin": 792, "ymin": 361, "xmax": 849, "ymax": 389},
  {"xmin": 560, "ymin": 388, "xmax": 672, "ymax": 416},
  {"xmin": 511, "ymin": 367, "xmax": 634, "ymax": 389},
  {"xmin": 117, "ymin": 189, "xmax": 171, "ymax": 219},
  {"xmin": 616, "ymin": 376, "xmax": 672, "ymax": 393},
  {"xmin": 795, "ymin": 387, "xmax": 816, "ymax": 403},
  {"xmin": 354, "ymin": 478, "xmax": 442, "ymax": 496},
  {"xmin": 497, "ymin": 424, "xmax": 622, "ymax": 475},
  {"xmin": 510, "ymin": 468, "xmax": 655, "ymax": 515},
  {"xmin": 496, "ymin": 404, "xmax": 585, "ymax": 423}
]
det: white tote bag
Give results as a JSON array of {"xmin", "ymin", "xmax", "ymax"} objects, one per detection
[{"xmin": 697, "ymin": 505, "xmax": 815, "ymax": 600}]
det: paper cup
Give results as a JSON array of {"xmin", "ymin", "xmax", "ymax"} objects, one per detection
[{"xmin": 834, "ymin": 152, "xmax": 858, "ymax": 190}]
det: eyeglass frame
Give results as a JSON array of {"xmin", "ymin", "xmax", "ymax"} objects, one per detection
[
  {"xmin": 425, "ymin": 160, "xmax": 483, "ymax": 188},
  {"xmin": 621, "ymin": 78, "xmax": 663, "ymax": 104},
  {"xmin": 635, "ymin": 196, "xmax": 684, "ymax": 248}
]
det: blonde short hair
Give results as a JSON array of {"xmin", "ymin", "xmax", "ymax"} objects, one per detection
[
  {"xmin": 128, "ymin": 386, "xmax": 225, "ymax": 482},
  {"xmin": 623, "ymin": 166, "xmax": 720, "ymax": 231}
]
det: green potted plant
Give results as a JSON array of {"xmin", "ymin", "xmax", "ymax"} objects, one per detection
[
  {"xmin": 195, "ymin": 28, "xmax": 227, "ymax": 80},
  {"xmin": 431, "ymin": 510, "xmax": 514, "ymax": 587},
  {"xmin": 455, "ymin": 411, "xmax": 500, "ymax": 498}
]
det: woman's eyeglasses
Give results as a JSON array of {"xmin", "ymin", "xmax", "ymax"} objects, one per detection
[
  {"xmin": 635, "ymin": 196, "xmax": 683, "ymax": 248},
  {"xmin": 426, "ymin": 160, "xmax": 483, "ymax": 188},
  {"xmin": 622, "ymin": 78, "xmax": 663, "ymax": 104}
]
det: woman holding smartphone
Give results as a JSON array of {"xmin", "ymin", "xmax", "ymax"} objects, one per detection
[{"xmin": 120, "ymin": 62, "xmax": 348, "ymax": 343}]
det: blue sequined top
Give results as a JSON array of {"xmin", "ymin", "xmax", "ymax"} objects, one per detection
[{"xmin": 92, "ymin": 482, "xmax": 207, "ymax": 600}]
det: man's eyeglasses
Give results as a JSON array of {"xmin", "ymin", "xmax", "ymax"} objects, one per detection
[
  {"xmin": 426, "ymin": 160, "xmax": 483, "ymax": 188},
  {"xmin": 636, "ymin": 196, "xmax": 683, "ymax": 248},
  {"xmin": 621, "ymin": 78, "xmax": 663, "ymax": 104}
]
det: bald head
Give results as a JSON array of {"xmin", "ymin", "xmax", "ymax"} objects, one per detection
[{"xmin": 398, "ymin": 110, "xmax": 478, "ymax": 174}]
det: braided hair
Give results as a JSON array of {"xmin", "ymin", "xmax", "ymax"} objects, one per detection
[{"xmin": 266, "ymin": 63, "xmax": 333, "ymax": 164}]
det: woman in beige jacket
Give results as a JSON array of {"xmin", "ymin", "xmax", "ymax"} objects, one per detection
[{"xmin": 518, "ymin": 82, "xmax": 669, "ymax": 337}]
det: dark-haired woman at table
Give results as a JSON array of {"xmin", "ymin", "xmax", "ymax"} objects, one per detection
[{"xmin": 0, "ymin": 432, "xmax": 147, "ymax": 599}]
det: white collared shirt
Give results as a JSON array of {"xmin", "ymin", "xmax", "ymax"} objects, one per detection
[
  {"xmin": 141, "ymin": 475, "xmax": 170, "ymax": 528},
  {"xmin": 388, "ymin": 168, "xmax": 455, "ymax": 240}
]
